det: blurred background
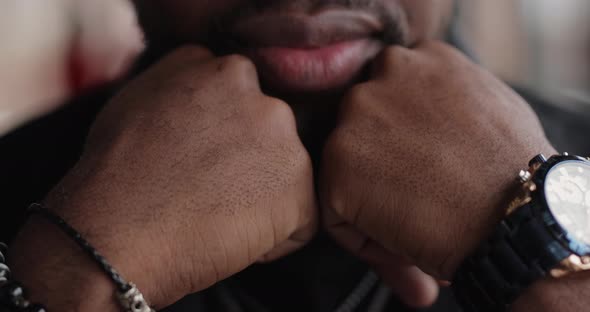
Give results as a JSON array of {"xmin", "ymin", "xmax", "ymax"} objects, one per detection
[{"xmin": 454, "ymin": 0, "xmax": 590, "ymax": 116}]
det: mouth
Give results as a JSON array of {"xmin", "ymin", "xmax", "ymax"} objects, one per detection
[{"xmin": 227, "ymin": 10, "xmax": 388, "ymax": 93}]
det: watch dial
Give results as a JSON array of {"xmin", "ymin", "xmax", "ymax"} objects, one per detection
[{"xmin": 545, "ymin": 160, "xmax": 590, "ymax": 245}]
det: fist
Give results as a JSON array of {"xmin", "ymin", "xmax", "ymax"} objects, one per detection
[
  {"xmin": 321, "ymin": 42, "xmax": 555, "ymax": 305},
  {"xmin": 12, "ymin": 47, "xmax": 317, "ymax": 310},
  {"xmin": 0, "ymin": 0, "xmax": 144, "ymax": 135}
]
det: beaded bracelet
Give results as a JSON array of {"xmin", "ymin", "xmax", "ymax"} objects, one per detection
[
  {"xmin": 27, "ymin": 204, "xmax": 155, "ymax": 312},
  {"xmin": 0, "ymin": 243, "xmax": 46, "ymax": 312}
]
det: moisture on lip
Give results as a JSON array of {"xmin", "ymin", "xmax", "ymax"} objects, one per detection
[
  {"xmin": 245, "ymin": 38, "xmax": 383, "ymax": 92},
  {"xmin": 227, "ymin": 9, "xmax": 387, "ymax": 92}
]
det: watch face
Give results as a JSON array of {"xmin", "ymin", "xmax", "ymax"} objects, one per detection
[{"xmin": 545, "ymin": 160, "xmax": 590, "ymax": 245}]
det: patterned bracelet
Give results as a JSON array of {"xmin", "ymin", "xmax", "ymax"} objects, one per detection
[
  {"xmin": 0, "ymin": 243, "xmax": 46, "ymax": 312},
  {"xmin": 27, "ymin": 204, "xmax": 155, "ymax": 312}
]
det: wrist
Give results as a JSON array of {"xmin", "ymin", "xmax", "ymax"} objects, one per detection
[
  {"xmin": 8, "ymin": 217, "xmax": 120, "ymax": 311},
  {"xmin": 445, "ymin": 145, "xmax": 558, "ymax": 278},
  {"xmin": 451, "ymin": 149, "xmax": 590, "ymax": 312},
  {"xmin": 39, "ymin": 169, "xmax": 186, "ymax": 308},
  {"xmin": 38, "ymin": 165, "xmax": 282, "ymax": 309}
]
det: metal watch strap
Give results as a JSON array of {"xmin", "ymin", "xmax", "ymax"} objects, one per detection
[{"xmin": 453, "ymin": 203, "xmax": 570, "ymax": 312}]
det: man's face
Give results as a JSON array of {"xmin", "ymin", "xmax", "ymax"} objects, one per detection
[{"xmin": 135, "ymin": 0, "xmax": 453, "ymax": 94}]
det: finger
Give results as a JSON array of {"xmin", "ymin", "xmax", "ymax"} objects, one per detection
[
  {"xmin": 370, "ymin": 45, "xmax": 414, "ymax": 79},
  {"xmin": 370, "ymin": 41, "xmax": 465, "ymax": 81},
  {"xmin": 258, "ymin": 221, "xmax": 317, "ymax": 262},
  {"xmin": 362, "ymin": 241, "xmax": 439, "ymax": 308},
  {"xmin": 323, "ymin": 206, "xmax": 368, "ymax": 251},
  {"xmin": 411, "ymin": 40, "xmax": 469, "ymax": 61},
  {"xmin": 324, "ymin": 209, "xmax": 438, "ymax": 308},
  {"xmin": 379, "ymin": 265, "xmax": 439, "ymax": 309},
  {"xmin": 259, "ymin": 155, "xmax": 318, "ymax": 263}
]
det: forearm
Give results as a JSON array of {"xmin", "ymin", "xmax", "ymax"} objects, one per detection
[
  {"xmin": 511, "ymin": 272, "xmax": 590, "ymax": 312},
  {"xmin": 8, "ymin": 217, "xmax": 121, "ymax": 311}
]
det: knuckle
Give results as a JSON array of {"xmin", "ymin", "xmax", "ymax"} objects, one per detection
[
  {"xmin": 346, "ymin": 83, "xmax": 370, "ymax": 99},
  {"xmin": 415, "ymin": 40, "xmax": 448, "ymax": 51},
  {"xmin": 341, "ymin": 83, "xmax": 374, "ymax": 114},
  {"xmin": 257, "ymin": 97, "xmax": 297, "ymax": 131},
  {"xmin": 266, "ymin": 97, "xmax": 295, "ymax": 122},
  {"xmin": 216, "ymin": 54, "xmax": 260, "ymax": 91},
  {"xmin": 382, "ymin": 44, "xmax": 409, "ymax": 57},
  {"xmin": 381, "ymin": 45, "xmax": 412, "ymax": 63},
  {"xmin": 417, "ymin": 41, "xmax": 469, "ymax": 64},
  {"xmin": 324, "ymin": 182, "xmax": 354, "ymax": 223},
  {"xmin": 321, "ymin": 133, "xmax": 356, "ymax": 219},
  {"xmin": 241, "ymin": 97, "xmax": 302, "ymax": 158},
  {"xmin": 323, "ymin": 129, "xmax": 351, "ymax": 160},
  {"xmin": 292, "ymin": 141, "xmax": 313, "ymax": 171},
  {"xmin": 218, "ymin": 54, "xmax": 257, "ymax": 76},
  {"xmin": 271, "ymin": 112, "xmax": 308, "ymax": 167},
  {"xmin": 376, "ymin": 45, "xmax": 423, "ymax": 77},
  {"xmin": 276, "ymin": 143, "xmax": 312, "ymax": 191}
]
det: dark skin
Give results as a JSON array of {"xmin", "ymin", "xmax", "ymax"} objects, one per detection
[
  {"xmin": 11, "ymin": 48, "xmax": 319, "ymax": 310},
  {"xmin": 7, "ymin": 1, "xmax": 590, "ymax": 311}
]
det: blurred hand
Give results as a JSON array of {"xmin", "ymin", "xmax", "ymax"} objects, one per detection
[
  {"xmin": 10, "ymin": 47, "xmax": 317, "ymax": 310},
  {"xmin": 321, "ymin": 41, "xmax": 555, "ymax": 307},
  {"xmin": 0, "ymin": 0, "xmax": 144, "ymax": 135}
]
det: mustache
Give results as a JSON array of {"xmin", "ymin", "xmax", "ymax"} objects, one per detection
[{"xmin": 209, "ymin": 0, "xmax": 408, "ymax": 49}]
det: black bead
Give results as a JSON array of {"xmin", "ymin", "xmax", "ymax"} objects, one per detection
[
  {"xmin": 0, "ymin": 244, "xmax": 6, "ymax": 257},
  {"xmin": 0, "ymin": 281, "xmax": 26, "ymax": 307},
  {"xmin": 0, "ymin": 264, "xmax": 9, "ymax": 280},
  {"xmin": 24, "ymin": 304, "xmax": 47, "ymax": 312},
  {"xmin": 0, "ymin": 252, "xmax": 5, "ymax": 264}
]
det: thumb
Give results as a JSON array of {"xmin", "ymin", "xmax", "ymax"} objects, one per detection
[{"xmin": 324, "ymin": 207, "xmax": 439, "ymax": 308}]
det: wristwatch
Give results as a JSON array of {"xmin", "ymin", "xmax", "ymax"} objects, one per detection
[{"xmin": 453, "ymin": 153, "xmax": 590, "ymax": 312}]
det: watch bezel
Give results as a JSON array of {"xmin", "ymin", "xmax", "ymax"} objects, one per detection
[{"xmin": 530, "ymin": 154, "xmax": 590, "ymax": 256}]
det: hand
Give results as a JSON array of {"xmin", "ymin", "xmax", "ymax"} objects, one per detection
[
  {"xmin": 0, "ymin": 0, "xmax": 144, "ymax": 135},
  {"xmin": 321, "ymin": 41, "xmax": 555, "ymax": 307},
  {"xmin": 9, "ymin": 47, "xmax": 317, "ymax": 310}
]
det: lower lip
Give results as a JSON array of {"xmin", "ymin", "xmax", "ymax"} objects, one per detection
[{"xmin": 243, "ymin": 38, "xmax": 383, "ymax": 92}]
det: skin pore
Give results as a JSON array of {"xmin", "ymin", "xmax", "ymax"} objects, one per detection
[
  {"xmin": 6, "ymin": 1, "xmax": 590, "ymax": 312},
  {"xmin": 125, "ymin": 2, "xmax": 590, "ymax": 310}
]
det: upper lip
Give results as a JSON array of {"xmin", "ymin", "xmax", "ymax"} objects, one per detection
[{"xmin": 229, "ymin": 10, "xmax": 384, "ymax": 49}]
